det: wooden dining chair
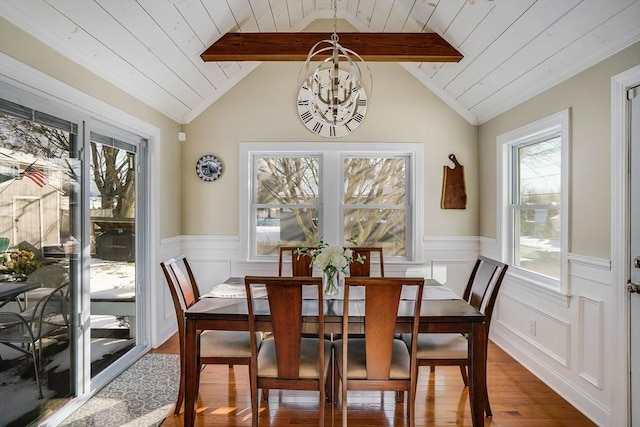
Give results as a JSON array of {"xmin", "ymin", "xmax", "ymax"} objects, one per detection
[
  {"xmin": 277, "ymin": 246, "xmax": 314, "ymax": 276},
  {"xmin": 335, "ymin": 277, "xmax": 424, "ymax": 427},
  {"xmin": 244, "ymin": 276, "xmax": 332, "ymax": 427},
  {"xmin": 406, "ymin": 255, "xmax": 508, "ymax": 417},
  {"xmin": 160, "ymin": 255, "xmax": 261, "ymax": 415},
  {"xmin": 348, "ymin": 246, "xmax": 385, "ymax": 277}
]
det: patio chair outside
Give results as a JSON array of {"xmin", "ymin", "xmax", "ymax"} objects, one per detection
[
  {"xmin": 23, "ymin": 264, "xmax": 70, "ymax": 310},
  {"xmin": 0, "ymin": 237, "xmax": 9, "ymax": 254},
  {"xmin": 0, "ymin": 280, "xmax": 70, "ymax": 398}
]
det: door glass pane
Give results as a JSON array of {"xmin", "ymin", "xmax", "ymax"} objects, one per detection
[
  {"xmin": 0, "ymin": 112, "xmax": 77, "ymax": 425},
  {"xmin": 89, "ymin": 139, "xmax": 136, "ymax": 378}
]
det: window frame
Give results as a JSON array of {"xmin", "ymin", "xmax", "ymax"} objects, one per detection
[
  {"xmin": 239, "ymin": 142, "xmax": 423, "ymax": 262},
  {"xmin": 498, "ymin": 109, "xmax": 569, "ymax": 294}
]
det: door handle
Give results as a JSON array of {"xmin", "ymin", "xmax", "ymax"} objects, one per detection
[
  {"xmin": 634, "ymin": 257, "xmax": 640, "ymax": 269},
  {"xmin": 629, "ymin": 282, "xmax": 640, "ymax": 293}
]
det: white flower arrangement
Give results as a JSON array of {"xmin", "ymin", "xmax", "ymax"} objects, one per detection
[{"xmin": 294, "ymin": 238, "xmax": 365, "ymax": 294}]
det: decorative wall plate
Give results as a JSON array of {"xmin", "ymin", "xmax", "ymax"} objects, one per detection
[{"xmin": 195, "ymin": 155, "xmax": 223, "ymax": 181}]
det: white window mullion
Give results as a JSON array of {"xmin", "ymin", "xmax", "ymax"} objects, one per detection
[{"xmin": 323, "ymin": 151, "xmax": 340, "ymax": 246}]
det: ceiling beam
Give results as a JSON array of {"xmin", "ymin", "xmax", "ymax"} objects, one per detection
[{"xmin": 200, "ymin": 33, "xmax": 462, "ymax": 62}]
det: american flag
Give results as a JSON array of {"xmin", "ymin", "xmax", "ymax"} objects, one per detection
[{"xmin": 22, "ymin": 165, "xmax": 48, "ymax": 187}]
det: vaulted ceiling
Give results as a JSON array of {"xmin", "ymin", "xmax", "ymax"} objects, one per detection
[{"xmin": 1, "ymin": 0, "xmax": 638, "ymax": 125}]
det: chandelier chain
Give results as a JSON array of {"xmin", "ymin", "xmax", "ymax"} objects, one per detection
[{"xmin": 332, "ymin": 0, "xmax": 338, "ymax": 43}]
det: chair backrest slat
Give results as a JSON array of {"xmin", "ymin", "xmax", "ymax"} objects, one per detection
[
  {"xmin": 278, "ymin": 247, "xmax": 314, "ymax": 277},
  {"xmin": 364, "ymin": 284, "xmax": 402, "ymax": 379},
  {"xmin": 160, "ymin": 255, "xmax": 202, "ymax": 351},
  {"xmin": 348, "ymin": 247, "xmax": 385, "ymax": 277},
  {"xmin": 266, "ymin": 284, "xmax": 303, "ymax": 379},
  {"xmin": 462, "ymin": 256, "xmax": 508, "ymax": 329}
]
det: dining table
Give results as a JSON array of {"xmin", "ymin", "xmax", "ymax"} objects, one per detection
[{"xmin": 183, "ymin": 277, "xmax": 487, "ymax": 427}]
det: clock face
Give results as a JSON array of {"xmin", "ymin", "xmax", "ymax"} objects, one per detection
[
  {"xmin": 195, "ymin": 155, "xmax": 223, "ymax": 182},
  {"xmin": 297, "ymin": 69, "xmax": 368, "ymax": 138}
]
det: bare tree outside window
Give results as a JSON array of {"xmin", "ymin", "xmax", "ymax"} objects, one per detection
[
  {"xmin": 255, "ymin": 156, "xmax": 319, "ymax": 255},
  {"xmin": 253, "ymin": 155, "xmax": 408, "ymax": 257},
  {"xmin": 344, "ymin": 157, "xmax": 407, "ymax": 256},
  {"xmin": 90, "ymin": 144, "xmax": 136, "ymax": 218},
  {"xmin": 512, "ymin": 137, "xmax": 561, "ymax": 279}
]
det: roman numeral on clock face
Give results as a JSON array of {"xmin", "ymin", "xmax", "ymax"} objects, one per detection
[
  {"xmin": 300, "ymin": 111, "xmax": 313, "ymax": 123},
  {"xmin": 312, "ymin": 122, "xmax": 323, "ymax": 134}
]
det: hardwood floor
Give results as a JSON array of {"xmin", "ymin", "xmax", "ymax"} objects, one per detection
[{"xmin": 153, "ymin": 334, "xmax": 596, "ymax": 426}]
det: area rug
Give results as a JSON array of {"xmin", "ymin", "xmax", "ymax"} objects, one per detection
[{"xmin": 59, "ymin": 353, "xmax": 179, "ymax": 427}]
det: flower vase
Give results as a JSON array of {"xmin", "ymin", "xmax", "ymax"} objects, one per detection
[{"xmin": 323, "ymin": 268, "xmax": 339, "ymax": 296}]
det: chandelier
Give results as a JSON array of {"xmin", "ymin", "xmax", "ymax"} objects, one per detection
[{"xmin": 296, "ymin": 0, "xmax": 373, "ymax": 138}]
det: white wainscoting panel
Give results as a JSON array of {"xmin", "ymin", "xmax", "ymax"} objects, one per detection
[
  {"xmin": 424, "ymin": 236, "xmax": 480, "ymax": 295},
  {"xmin": 496, "ymin": 292, "xmax": 570, "ymax": 366},
  {"xmin": 489, "ymin": 244, "xmax": 614, "ymax": 427},
  {"xmin": 577, "ymin": 295, "xmax": 603, "ymax": 389}
]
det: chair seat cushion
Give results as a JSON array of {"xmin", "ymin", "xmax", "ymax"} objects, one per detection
[
  {"xmin": 200, "ymin": 330, "xmax": 260, "ymax": 358},
  {"xmin": 257, "ymin": 337, "xmax": 332, "ymax": 379},
  {"xmin": 334, "ymin": 338, "xmax": 411, "ymax": 379},
  {"xmin": 404, "ymin": 333, "xmax": 468, "ymax": 359}
]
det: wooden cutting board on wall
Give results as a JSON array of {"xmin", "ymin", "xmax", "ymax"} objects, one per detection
[{"xmin": 441, "ymin": 154, "xmax": 467, "ymax": 209}]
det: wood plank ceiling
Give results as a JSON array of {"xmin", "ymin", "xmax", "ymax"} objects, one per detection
[{"xmin": 1, "ymin": 0, "xmax": 639, "ymax": 125}]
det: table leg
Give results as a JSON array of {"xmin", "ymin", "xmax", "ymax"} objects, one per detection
[
  {"xmin": 469, "ymin": 322, "xmax": 487, "ymax": 427},
  {"xmin": 184, "ymin": 318, "xmax": 198, "ymax": 427}
]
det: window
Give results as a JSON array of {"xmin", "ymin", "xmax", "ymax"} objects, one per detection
[
  {"xmin": 343, "ymin": 157, "xmax": 408, "ymax": 256},
  {"xmin": 499, "ymin": 110, "xmax": 569, "ymax": 292},
  {"xmin": 241, "ymin": 143, "xmax": 422, "ymax": 261},
  {"xmin": 254, "ymin": 155, "xmax": 320, "ymax": 253}
]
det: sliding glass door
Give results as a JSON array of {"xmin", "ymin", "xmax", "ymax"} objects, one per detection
[
  {"xmin": 0, "ymin": 105, "xmax": 79, "ymax": 426},
  {"xmin": 88, "ymin": 129, "xmax": 141, "ymax": 380},
  {"xmin": 0, "ymin": 99, "xmax": 148, "ymax": 426}
]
